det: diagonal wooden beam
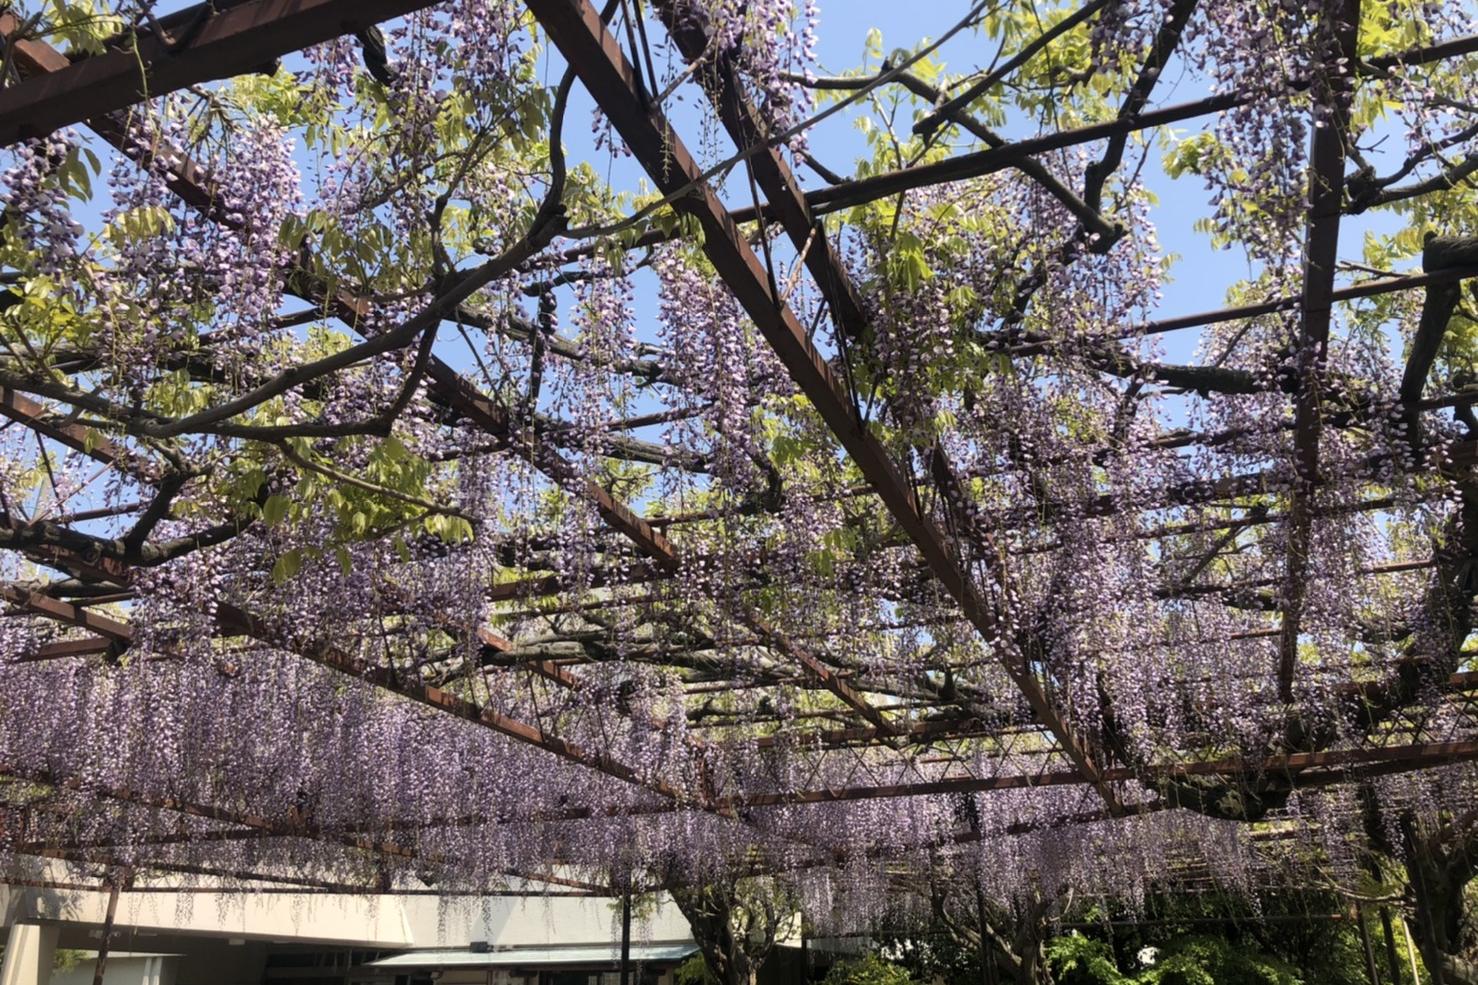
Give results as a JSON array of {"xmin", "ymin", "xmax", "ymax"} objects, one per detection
[
  {"xmin": 655, "ymin": 0, "xmax": 1101, "ymax": 759},
  {"xmin": 654, "ymin": 0, "xmax": 1113, "ymax": 771},
  {"xmin": 0, "ymin": 0, "xmax": 442, "ymax": 147},
  {"xmin": 529, "ymin": 0, "xmax": 1111, "ymax": 802},
  {"xmin": 1278, "ymin": 0, "xmax": 1362, "ymax": 705},
  {"xmin": 3, "ymin": 582, "xmax": 698, "ymax": 806},
  {"xmin": 0, "ymin": 11, "xmax": 230, "ymax": 222},
  {"xmin": 0, "ymin": 387, "xmax": 146, "ymax": 480},
  {"xmin": 0, "ymin": 584, "xmax": 133, "ymax": 639}
]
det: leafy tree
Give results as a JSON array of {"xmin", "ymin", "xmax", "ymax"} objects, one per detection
[
  {"xmin": 666, "ymin": 878, "xmax": 797, "ymax": 985},
  {"xmin": 822, "ymin": 954, "xmax": 918, "ymax": 985}
]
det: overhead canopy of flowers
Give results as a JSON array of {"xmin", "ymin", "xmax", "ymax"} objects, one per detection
[{"xmin": 1, "ymin": 0, "xmax": 1477, "ymax": 972}]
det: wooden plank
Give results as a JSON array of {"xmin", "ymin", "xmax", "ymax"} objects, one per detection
[
  {"xmin": 0, "ymin": 387, "xmax": 143, "ymax": 478},
  {"xmin": 1278, "ymin": 0, "xmax": 1362, "ymax": 702},
  {"xmin": 0, "ymin": 0, "xmax": 442, "ymax": 146}
]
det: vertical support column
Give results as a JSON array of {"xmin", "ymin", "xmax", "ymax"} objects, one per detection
[
  {"xmin": 0, "ymin": 923, "xmax": 58, "ymax": 985},
  {"xmin": 91, "ymin": 876, "xmax": 123, "ymax": 985},
  {"xmin": 620, "ymin": 889, "xmax": 633, "ymax": 985},
  {"xmin": 1356, "ymin": 904, "xmax": 1382, "ymax": 985}
]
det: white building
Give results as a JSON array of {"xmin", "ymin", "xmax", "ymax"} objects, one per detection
[{"xmin": 0, "ymin": 876, "xmax": 704, "ymax": 985}]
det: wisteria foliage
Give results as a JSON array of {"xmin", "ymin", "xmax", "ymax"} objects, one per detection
[{"xmin": 2, "ymin": 0, "xmax": 1478, "ymax": 977}]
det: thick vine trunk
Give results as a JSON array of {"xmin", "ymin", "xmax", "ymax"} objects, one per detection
[
  {"xmin": 1400, "ymin": 815, "xmax": 1478, "ymax": 985},
  {"xmin": 667, "ymin": 881, "xmax": 780, "ymax": 985},
  {"xmin": 1008, "ymin": 900, "xmax": 1054, "ymax": 985},
  {"xmin": 928, "ymin": 879, "xmax": 1055, "ymax": 985},
  {"xmin": 1012, "ymin": 943, "xmax": 1052, "ymax": 985}
]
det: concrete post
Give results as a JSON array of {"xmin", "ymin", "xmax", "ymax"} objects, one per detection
[{"xmin": 0, "ymin": 923, "xmax": 58, "ymax": 985}]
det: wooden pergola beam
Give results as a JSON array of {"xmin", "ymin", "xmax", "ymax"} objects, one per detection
[
  {"xmin": 1279, "ymin": 0, "xmax": 1362, "ymax": 703},
  {"xmin": 0, "ymin": 387, "xmax": 146, "ymax": 480},
  {"xmin": 530, "ymin": 0, "xmax": 1115, "ymax": 804},
  {"xmin": 0, "ymin": 0, "xmax": 442, "ymax": 147},
  {"xmin": 718, "ymin": 738, "xmax": 1478, "ymax": 808}
]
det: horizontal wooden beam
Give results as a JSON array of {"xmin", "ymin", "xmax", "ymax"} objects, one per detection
[
  {"xmin": 0, "ymin": 0, "xmax": 440, "ymax": 146},
  {"xmin": 718, "ymin": 739, "xmax": 1478, "ymax": 808},
  {"xmin": 3, "ymin": 582, "xmax": 698, "ymax": 806}
]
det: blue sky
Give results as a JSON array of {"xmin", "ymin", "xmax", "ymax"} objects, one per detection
[
  {"xmin": 11, "ymin": 0, "xmax": 1425, "ymax": 531},
  {"xmin": 43, "ymin": 0, "xmax": 1415, "ymax": 371},
  {"xmin": 543, "ymin": 0, "xmax": 1412, "ymax": 369}
]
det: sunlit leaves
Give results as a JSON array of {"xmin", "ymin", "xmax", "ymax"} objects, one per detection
[
  {"xmin": 35, "ymin": 0, "xmax": 123, "ymax": 55},
  {"xmin": 106, "ymin": 205, "xmax": 175, "ymax": 247}
]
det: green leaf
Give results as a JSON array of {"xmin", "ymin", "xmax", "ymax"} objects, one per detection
[
  {"xmin": 107, "ymin": 205, "xmax": 175, "ymax": 246},
  {"xmin": 271, "ymin": 548, "xmax": 304, "ymax": 584},
  {"xmin": 262, "ymin": 494, "xmax": 291, "ymax": 526}
]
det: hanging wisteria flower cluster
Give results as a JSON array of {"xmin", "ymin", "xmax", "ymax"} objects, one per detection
[{"xmin": 2, "ymin": 0, "xmax": 1478, "ymax": 977}]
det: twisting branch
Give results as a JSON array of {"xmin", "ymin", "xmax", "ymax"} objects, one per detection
[
  {"xmin": 787, "ymin": 69, "xmax": 1116, "ymax": 241},
  {"xmin": 912, "ymin": 0, "xmax": 1116, "ymax": 139},
  {"xmin": 1350, "ymin": 152, "xmax": 1478, "ymax": 212},
  {"xmin": 1081, "ymin": 0, "xmax": 1200, "ymax": 215}
]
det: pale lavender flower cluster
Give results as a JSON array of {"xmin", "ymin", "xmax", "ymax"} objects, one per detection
[
  {"xmin": 676, "ymin": 0, "xmax": 820, "ymax": 154},
  {"xmin": 0, "ymin": 130, "xmax": 84, "ymax": 284}
]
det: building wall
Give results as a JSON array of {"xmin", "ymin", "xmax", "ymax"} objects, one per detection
[
  {"xmin": 398, "ymin": 897, "xmax": 693, "ymax": 950},
  {"xmin": 50, "ymin": 955, "xmax": 176, "ymax": 985},
  {"xmin": 1, "ymin": 887, "xmax": 412, "ymax": 949},
  {"xmin": 1, "ymin": 873, "xmax": 699, "ymax": 985},
  {"xmin": 2, "ymin": 882, "xmax": 692, "ymax": 951}
]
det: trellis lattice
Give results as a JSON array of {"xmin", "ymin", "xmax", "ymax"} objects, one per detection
[{"xmin": 0, "ymin": 0, "xmax": 1476, "ymax": 956}]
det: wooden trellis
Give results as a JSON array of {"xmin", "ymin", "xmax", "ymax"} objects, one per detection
[{"xmin": 0, "ymin": 0, "xmax": 1476, "ymax": 903}]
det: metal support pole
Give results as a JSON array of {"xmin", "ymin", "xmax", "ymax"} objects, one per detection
[
  {"xmin": 1400, "ymin": 915, "xmax": 1422, "ymax": 985},
  {"xmin": 91, "ymin": 874, "xmax": 123, "ymax": 985},
  {"xmin": 620, "ymin": 888, "xmax": 633, "ymax": 985},
  {"xmin": 1380, "ymin": 907, "xmax": 1404, "ymax": 984},
  {"xmin": 1356, "ymin": 904, "xmax": 1382, "ymax": 985}
]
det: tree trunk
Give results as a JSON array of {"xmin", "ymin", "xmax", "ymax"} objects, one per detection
[
  {"xmin": 667, "ymin": 881, "xmax": 771, "ymax": 985},
  {"xmin": 1009, "ymin": 904, "xmax": 1054, "ymax": 985},
  {"xmin": 1402, "ymin": 816, "xmax": 1478, "ymax": 985}
]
